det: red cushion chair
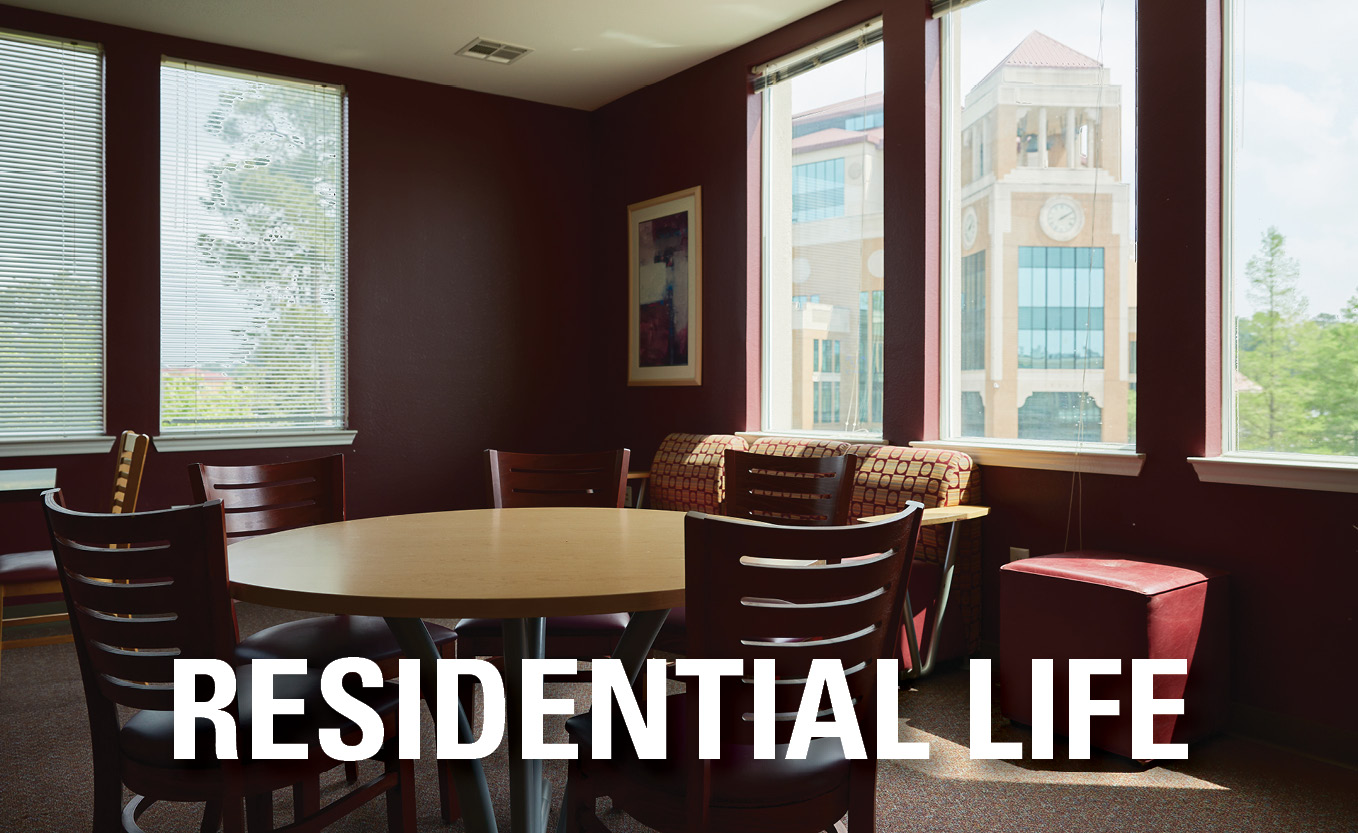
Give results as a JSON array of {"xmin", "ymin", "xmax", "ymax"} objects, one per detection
[{"xmin": 999, "ymin": 551, "xmax": 1230, "ymax": 759}]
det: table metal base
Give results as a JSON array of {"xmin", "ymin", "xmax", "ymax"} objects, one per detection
[{"xmin": 387, "ymin": 609, "xmax": 669, "ymax": 833}]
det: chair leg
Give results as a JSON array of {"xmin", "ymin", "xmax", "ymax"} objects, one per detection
[
  {"xmin": 292, "ymin": 778, "xmax": 319, "ymax": 824},
  {"xmin": 386, "ymin": 750, "xmax": 416, "ymax": 833},
  {"xmin": 221, "ymin": 798, "xmax": 245, "ymax": 833},
  {"xmin": 245, "ymin": 792, "xmax": 273, "ymax": 833},
  {"xmin": 0, "ymin": 590, "xmax": 6, "ymax": 689},
  {"xmin": 345, "ymin": 760, "xmax": 359, "ymax": 783},
  {"xmin": 437, "ymin": 759, "xmax": 461, "ymax": 823},
  {"xmin": 847, "ymin": 760, "xmax": 876, "ymax": 831},
  {"xmin": 200, "ymin": 801, "xmax": 222, "ymax": 833}
]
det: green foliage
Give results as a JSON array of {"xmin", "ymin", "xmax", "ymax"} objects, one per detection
[
  {"xmin": 160, "ymin": 373, "xmax": 253, "ymax": 429},
  {"xmin": 172, "ymin": 80, "xmax": 343, "ymax": 429},
  {"xmin": 1235, "ymin": 226, "xmax": 1358, "ymax": 457}
]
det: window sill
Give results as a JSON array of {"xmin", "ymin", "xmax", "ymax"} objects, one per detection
[
  {"xmin": 910, "ymin": 440, "xmax": 1145, "ymax": 476},
  {"xmin": 738, "ymin": 430, "xmax": 887, "ymax": 445},
  {"xmin": 0, "ymin": 435, "xmax": 118, "ymax": 458},
  {"xmin": 1189, "ymin": 455, "xmax": 1358, "ymax": 494},
  {"xmin": 153, "ymin": 429, "xmax": 358, "ymax": 453}
]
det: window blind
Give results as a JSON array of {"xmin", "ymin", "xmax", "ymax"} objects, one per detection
[
  {"xmin": 753, "ymin": 17, "xmax": 883, "ymax": 90},
  {"xmin": 0, "ymin": 31, "xmax": 104, "ymax": 439},
  {"xmin": 160, "ymin": 61, "xmax": 347, "ymax": 433},
  {"xmin": 930, "ymin": 0, "xmax": 990, "ymax": 18}
]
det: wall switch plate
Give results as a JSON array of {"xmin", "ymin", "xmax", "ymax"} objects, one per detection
[{"xmin": 1009, "ymin": 547, "xmax": 1030, "ymax": 562}]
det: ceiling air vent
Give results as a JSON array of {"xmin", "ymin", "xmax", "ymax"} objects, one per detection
[{"xmin": 456, "ymin": 37, "xmax": 533, "ymax": 65}]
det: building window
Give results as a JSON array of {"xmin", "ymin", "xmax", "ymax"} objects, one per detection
[
  {"xmin": 792, "ymin": 158, "xmax": 845, "ymax": 223},
  {"xmin": 1225, "ymin": 0, "xmax": 1358, "ymax": 460},
  {"xmin": 1018, "ymin": 392, "xmax": 1103, "ymax": 442},
  {"xmin": 960, "ymin": 250, "xmax": 986, "ymax": 371},
  {"xmin": 941, "ymin": 1, "xmax": 1136, "ymax": 446},
  {"xmin": 1017, "ymin": 247, "xmax": 1104, "ymax": 370},
  {"xmin": 160, "ymin": 62, "xmax": 346, "ymax": 435},
  {"xmin": 759, "ymin": 18, "xmax": 883, "ymax": 437},
  {"xmin": 0, "ymin": 32, "xmax": 103, "ymax": 440}
]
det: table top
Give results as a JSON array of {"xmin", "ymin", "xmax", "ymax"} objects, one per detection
[
  {"xmin": 920, "ymin": 504, "xmax": 990, "ymax": 525},
  {"xmin": 229, "ymin": 507, "xmax": 688, "ymax": 620},
  {"xmin": 0, "ymin": 468, "xmax": 57, "ymax": 503}
]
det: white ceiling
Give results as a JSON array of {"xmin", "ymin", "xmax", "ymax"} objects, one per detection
[{"xmin": 8, "ymin": 0, "xmax": 843, "ymax": 110}]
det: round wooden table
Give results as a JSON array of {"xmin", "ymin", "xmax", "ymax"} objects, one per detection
[{"xmin": 229, "ymin": 507, "xmax": 688, "ymax": 833}]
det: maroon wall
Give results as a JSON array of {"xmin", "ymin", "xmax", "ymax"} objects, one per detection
[
  {"xmin": 586, "ymin": 0, "xmax": 1358, "ymax": 746},
  {"xmin": 0, "ymin": 3, "xmax": 594, "ymax": 549},
  {"xmin": 2, "ymin": 0, "xmax": 1354, "ymax": 747}
]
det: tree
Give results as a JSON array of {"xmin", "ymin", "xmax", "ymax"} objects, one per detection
[
  {"xmin": 1306, "ymin": 292, "xmax": 1358, "ymax": 456},
  {"xmin": 172, "ymin": 77, "xmax": 343, "ymax": 429},
  {"xmin": 1235, "ymin": 227, "xmax": 1315, "ymax": 452}
]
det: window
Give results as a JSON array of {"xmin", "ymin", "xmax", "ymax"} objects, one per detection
[
  {"xmin": 160, "ymin": 61, "xmax": 346, "ymax": 436},
  {"xmin": 1224, "ymin": 0, "xmax": 1358, "ymax": 461},
  {"xmin": 792, "ymin": 158, "xmax": 845, "ymax": 222},
  {"xmin": 760, "ymin": 18, "xmax": 884, "ymax": 437},
  {"xmin": 940, "ymin": 0, "xmax": 1137, "ymax": 447},
  {"xmin": 1017, "ymin": 247, "xmax": 1104, "ymax": 370},
  {"xmin": 0, "ymin": 32, "xmax": 103, "ymax": 440}
]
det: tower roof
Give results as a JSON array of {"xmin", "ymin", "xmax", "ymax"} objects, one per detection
[{"xmin": 997, "ymin": 31, "xmax": 1101, "ymax": 71}]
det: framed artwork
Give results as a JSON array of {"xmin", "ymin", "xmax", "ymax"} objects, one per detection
[{"xmin": 627, "ymin": 186, "xmax": 701, "ymax": 386}]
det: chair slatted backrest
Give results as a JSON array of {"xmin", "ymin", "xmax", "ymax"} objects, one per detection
[
  {"xmin": 108, "ymin": 430, "xmax": 151, "ymax": 515},
  {"xmin": 723, "ymin": 449, "xmax": 858, "ymax": 527},
  {"xmin": 486, "ymin": 449, "xmax": 630, "ymax": 509},
  {"xmin": 189, "ymin": 455, "xmax": 345, "ymax": 543},
  {"xmin": 683, "ymin": 504, "xmax": 922, "ymax": 747},
  {"xmin": 43, "ymin": 491, "xmax": 238, "ymax": 715}
]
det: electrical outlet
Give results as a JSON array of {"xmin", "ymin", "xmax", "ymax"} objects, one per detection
[{"xmin": 1009, "ymin": 547, "xmax": 1030, "ymax": 562}]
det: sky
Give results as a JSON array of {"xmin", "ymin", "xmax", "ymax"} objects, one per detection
[{"xmin": 786, "ymin": 0, "xmax": 1356, "ymax": 318}]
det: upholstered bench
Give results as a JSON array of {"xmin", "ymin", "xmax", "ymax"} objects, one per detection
[
  {"xmin": 999, "ymin": 551, "xmax": 1229, "ymax": 759},
  {"xmin": 645, "ymin": 433, "xmax": 983, "ymax": 674}
]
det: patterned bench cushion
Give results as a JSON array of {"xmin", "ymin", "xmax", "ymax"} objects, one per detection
[
  {"xmin": 648, "ymin": 433, "xmax": 749, "ymax": 514},
  {"xmin": 747, "ymin": 437, "xmax": 851, "ymax": 458},
  {"xmin": 847, "ymin": 444, "xmax": 983, "ymax": 660}
]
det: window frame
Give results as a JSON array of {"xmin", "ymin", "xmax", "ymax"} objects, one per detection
[
  {"xmin": 155, "ymin": 59, "xmax": 354, "ymax": 449},
  {"xmin": 930, "ymin": 8, "xmax": 1145, "ymax": 476},
  {"xmin": 1188, "ymin": 0, "xmax": 1358, "ymax": 494},
  {"xmin": 0, "ymin": 29, "xmax": 112, "ymax": 456},
  {"xmin": 757, "ymin": 17, "xmax": 888, "ymax": 442}
]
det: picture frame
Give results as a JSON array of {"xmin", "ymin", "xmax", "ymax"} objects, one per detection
[{"xmin": 627, "ymin": 186, "xmax": 701, "ymax": 386}]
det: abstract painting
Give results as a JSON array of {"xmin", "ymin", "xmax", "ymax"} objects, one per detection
[{"xmin": 627, "ymin": 186, "xmax": 701, "ymax": 385}]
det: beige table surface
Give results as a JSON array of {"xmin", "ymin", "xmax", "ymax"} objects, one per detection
[{"xmin": 228, "ymin": 506, "xmax": 688, "ymax": 619}]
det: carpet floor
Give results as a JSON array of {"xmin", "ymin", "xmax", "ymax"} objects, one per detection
[{"xmin": 1, "ymin": 603, "xmax": 1354, "ymax": 832}]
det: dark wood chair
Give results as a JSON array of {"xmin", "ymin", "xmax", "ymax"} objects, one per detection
[
  {"xmin": 654, "ymin": 449, "xmax": 859, "ymax": 654},
  {"xmin": 41, "ymin": 490, "xmax": 414, "ymax": 833},
  {"xmin": 722, "ymin": 448, "xmax": 858, "ymax": 526},
  {"xmin": 189, "ymin": 455, "xmax": 458, "ymax": 672},
  {"xmin": 562, "ymin": 503, "xmax": 923, "ymax": 833},
  {"xmin": 189, "ymin": 454, "xmax": 460, "ymax": 820},
  {"xmin": 0, "ymin": 430, "xmax": 149, "ymax": 683},
  {"xmin": 455, "ymin": 449, "xmax": 632, "ymax": 703}
]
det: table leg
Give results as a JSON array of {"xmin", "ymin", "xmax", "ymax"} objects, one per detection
[
  {"xmin": 554, "ymin": 608, "xmax": 669, "ymax": 833},
  {"xmin": 903, "ymin": 520, "xmax": 963, "ymax": 680},
  {"xmin": 384, "ymin": 617, "xmax": 497, "ymax": 833},
  {"xmin": 503, "ymin": 617, "xmax": 550, "ymax": 833}
]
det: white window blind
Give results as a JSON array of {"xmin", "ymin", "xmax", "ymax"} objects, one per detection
[
  {"xmin": 160, "ymin": 60, "xmax": 346, "ymax": 434},
  {"xmin": 0, "ymin": 31, "xmax": 104, "ymax": 440}
]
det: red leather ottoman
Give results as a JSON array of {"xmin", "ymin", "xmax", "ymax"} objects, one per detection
[{"xmin": 999, "ymin": 551, "xmax": 1229, "ymax": 759}]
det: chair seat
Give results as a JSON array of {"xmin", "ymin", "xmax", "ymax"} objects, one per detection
[
  {"xmin": 565, "ymin": 693, "xmax": 849, "ymax": 808},
  {"xmin": 121, "ymin": 664, "xmax": 399, "ymax": 769},
  {"xmin": 455, "ymin": 613, "xmax": 629, "ymax": 638},
  {"xmin": 235, "ymin": 614, "xmax": 457, "ymax": 666},
  {"xmin": 0, "ymin": 550, "xmax": 58, "ymax": 584}
]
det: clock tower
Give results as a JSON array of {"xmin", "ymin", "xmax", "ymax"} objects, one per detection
[{"xmin": 953, "ymin": 31, "xmax": 1135, "ymax": 444}]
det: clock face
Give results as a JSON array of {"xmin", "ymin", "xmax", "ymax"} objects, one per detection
[
  {"xmin": 1040, "ymin": 196, "xmax": 1084, "ymax": 242},
  {"xmin": 961, "ymin": 207, "xmax": 978, "ymax": 249}
]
